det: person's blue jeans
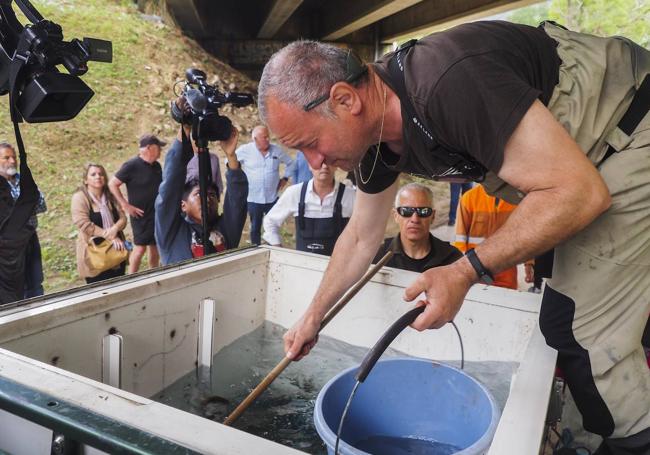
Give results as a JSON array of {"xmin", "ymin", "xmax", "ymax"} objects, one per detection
[
  {"xmin": 247, "ymin": 200, "xmax": 276, "ymax": 245},
  {"xmin": 448, "ymin": 182, "xmax": 473, "ymax": 225},
  {"xmin": 23, "ymin": 232, "xmax": 44, "ymax": 298}
]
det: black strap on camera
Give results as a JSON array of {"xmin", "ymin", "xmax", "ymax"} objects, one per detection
[
  {"xmin": 1, "ymin": 34, "xmax": 40, "ymax": 236},
  {"xmin": 385, "ymin": 39, "xmax": 487, "ymax": 183}
]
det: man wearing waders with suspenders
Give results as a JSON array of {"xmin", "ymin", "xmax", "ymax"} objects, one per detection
[
  {"xmin": 258, "ymin": 20, "xmax": 650, "ymax": 454},
  {"xmin": 262, "ymin": 163, "xmax": 355, "ymax": 255},
  {"xmin": 296, "ymin": 181, "xmax": 347, "ymax": 255}
]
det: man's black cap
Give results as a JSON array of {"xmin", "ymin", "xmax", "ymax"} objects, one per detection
[{"xmin": 139, "ymin": 134, "xmax": 167, "ymax": 148}]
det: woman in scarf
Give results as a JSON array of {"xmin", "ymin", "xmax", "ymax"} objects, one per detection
[{"xmin": 71, "ymin": 163, "xmax": 127, "ymax": 283}]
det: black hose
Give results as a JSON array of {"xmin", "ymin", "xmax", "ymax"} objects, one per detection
[
  {"xmin": 336, "ymin": 306, "xmax": 466, "ymax": 454},
  {"xmin": 355, "ymin": 306, "xmax": 425, "ymax": 383},
  {"xmin": 335, "ymin": 306, "xmax": 424, "ymax": 454},
  {"xmin": 334, "ymin": 380, "xmax": 360, "ymax": 455}
]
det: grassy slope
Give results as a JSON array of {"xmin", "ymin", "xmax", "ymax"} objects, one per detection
[{"xmin": 0, "ymin": 0, "xmax": 259, "ymax": 291}]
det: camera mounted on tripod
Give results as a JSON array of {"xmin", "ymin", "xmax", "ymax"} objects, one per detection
[
  {"xmin": 0, "ymin": 0, "xmax": 112, "ymax": 123},
  {"xmin": 171, "ymin": 68, "xmax": 254, "ymax": 145}
]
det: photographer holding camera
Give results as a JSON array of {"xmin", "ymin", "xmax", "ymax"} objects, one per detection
[{"xmin": 154, "ymin": 96, "xmax": 248, "ymax": 265}]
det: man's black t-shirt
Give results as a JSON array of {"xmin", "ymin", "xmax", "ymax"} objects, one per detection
[
  {"xmin": 357, "ymin": 21, "xmax": 561, "ymax": 194},
  {"xmin": 115, "ymin": 156, "xmax": 162, "ymax": 215},
  {"xmin": 116, "ymin": 156, "xmax": 162, "ymax": 244},
  {"xmin": 374, "ymin": 234, "xmax": 463, "ymax": 273}
]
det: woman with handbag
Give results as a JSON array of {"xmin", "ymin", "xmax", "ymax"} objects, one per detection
[{"xmin": 71, "ymin": 163, "xmax": 128, "ymax": 284}]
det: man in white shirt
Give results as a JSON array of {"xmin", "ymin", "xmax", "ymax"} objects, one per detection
[
  {"xmin": 263, "ymin": 162, "xmax": 355, "ymax": 255},
  {"xmin": 235, "ymin": 126, "xmax": 295, "ymax": 245}
]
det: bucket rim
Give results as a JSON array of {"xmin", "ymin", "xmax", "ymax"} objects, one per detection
[{"xmin": 313, "ymin": 357, "xmax": 501, "ymax": 455}]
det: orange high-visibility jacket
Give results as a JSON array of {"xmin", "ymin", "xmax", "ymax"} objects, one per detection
[{"xmin": 452, "ymin": 185, "xmax": 518, "ymax": 289}]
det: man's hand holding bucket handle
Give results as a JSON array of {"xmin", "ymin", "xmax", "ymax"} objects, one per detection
[{"xmin": 404, "ymin": 257, "xmax": 478, "ymax": 330}]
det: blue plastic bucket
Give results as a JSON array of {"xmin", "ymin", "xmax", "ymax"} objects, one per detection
[{"xmin": 314, "ymin": 358, "xmax": 500, "ymax": 455}]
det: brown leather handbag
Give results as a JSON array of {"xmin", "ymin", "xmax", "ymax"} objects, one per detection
[{"xmin": 85, "ymin": 237, "xmax": 128, "ymax": 277}]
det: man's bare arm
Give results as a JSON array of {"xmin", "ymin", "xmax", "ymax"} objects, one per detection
[
  {"xmin": 108, "ymin": 176, "xmax": 144, "ymax": 218},
  {"xmin": 284, "ymin": 179, "xmax": 399, "ymax": 359},
  {"xmin": 405, "ymin": 100, "xmax": 611, "ymax": 330},
  {"xmin": 474, "ymin": 99, "xmax": 611, "ymax": 274}
]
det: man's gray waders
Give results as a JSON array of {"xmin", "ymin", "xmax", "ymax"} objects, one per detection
[{"xmin": 531, "ymin": 23, "xmax": 650, "ymax": 453}]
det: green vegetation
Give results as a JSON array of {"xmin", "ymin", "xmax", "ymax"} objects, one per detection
[
  {"xmin": 507, "ymin": 0, "xmax": 649, "ymax": 47},
  {"xmin": 0, "ymin": 0, "xmax": 257, "ymax": 291}
]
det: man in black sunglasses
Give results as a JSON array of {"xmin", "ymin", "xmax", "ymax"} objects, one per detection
[
  {"xmin": 374, "ymin": 183, "xmax": 461, "ymax": 273},
  {"xmin": 259, "ymin": 22, "xmax": 650, "ymax": 452}
]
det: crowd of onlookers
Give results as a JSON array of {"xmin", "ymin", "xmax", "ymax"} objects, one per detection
[{"xmin": 0, "ymin": 104, "xmax": 546, "ymax": 305}]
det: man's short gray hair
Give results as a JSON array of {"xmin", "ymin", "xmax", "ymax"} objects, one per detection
[
  {"xmin": 252, "ymin": 125, "xmax": 267, "ymax": 137},
  {"xmin": 258, "ymin": 41, "xmax": 362, "ymax": 121},
  {"xmin": 394, "ymin": 183, "xmax": 434, "ymax": 208},
  {"xmin": 0, "ymin": 142, "xmax": 15, "ymax": 152}
]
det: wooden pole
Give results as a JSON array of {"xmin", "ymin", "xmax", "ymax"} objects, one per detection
[{"xmin": 223, "ymin": 251, "xmax": 393, "ymax": 426}]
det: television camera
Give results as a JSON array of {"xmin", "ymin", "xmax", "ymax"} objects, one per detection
[
  {"xmin": 171, "ymin": 68, "xmax": 255, "ymax": 256},
  {"xmin": 0, "ymin": 0, "xmax": 112, "ymax": 123},
  {"xmin": 171, "ymin": 67, "xmax": 254, "ymax": 145}
]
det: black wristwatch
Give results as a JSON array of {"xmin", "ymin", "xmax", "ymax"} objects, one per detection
[{"xmin": 465, "ymin": 248, "xmax": 494, "ymax": 285}]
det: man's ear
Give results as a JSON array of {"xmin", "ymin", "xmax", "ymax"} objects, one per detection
[
  {"xmin": 330, "ymin": 82, "xmax": 362, "ymax": 115},
  {"xmin": 181, "ymin": 200, "xmax": 188, "ymax": 214}
]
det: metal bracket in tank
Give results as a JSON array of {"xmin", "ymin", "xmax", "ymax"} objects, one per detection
[
  {"xmin": 102, "ymin": 333, "xmax": 123, "ymax": 389},
  {"xmin": 50, "ymin": 433, "xmax": 80, "ymax": 455},
  {"xmin": 198, "ymin": 298, "xmax": 216, "ymax": 371}
]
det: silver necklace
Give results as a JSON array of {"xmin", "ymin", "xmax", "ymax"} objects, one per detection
[{"xmin": 359, "ymin": 86, "xmax": 387, "ymax": 185}]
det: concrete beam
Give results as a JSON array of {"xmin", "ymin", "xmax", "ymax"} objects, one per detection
[
  {"xmin": 166, "ymin": 0, "xmax": 206, "ymax": 38},
  {"xmin": 380, "ymin": 0, "xmax": 542, "ymax": 43},
  {"xmin": 257, "ymin": 0, "xmax": 304, "ymax": 39},
  {"xmin": 322, "ymin": 0, "xmax": 424, "ymax": 41},
  {"xmin": 201, "ymin": 39, "xmax": 376, "ymax": 80}
]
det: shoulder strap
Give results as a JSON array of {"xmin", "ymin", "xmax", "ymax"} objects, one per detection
[
  {"xmin": 620, "ymin": 75, "xmax": 650, "ymax": 135},
  {"xmin": 386, "ymin": 41, "xmax": 487, "ymax": 182},
  {"xmin": 334, "ymin": 182, "xmax": 345, "ymax": 210},
  {"xmin": 598, "ymin": 74, "xmax": 650, "ymax": 167},
  {"xmin": 333, "ymin": 182, "xmax": 345, "ymax": 230},
  {"xmin": 298, "ymin": 182, "xmax": 307, "ymax": 230}
]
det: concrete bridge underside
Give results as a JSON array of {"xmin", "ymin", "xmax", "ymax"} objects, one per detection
[{"xmin": 164, "ymin": 0, "xmax": 540, "ymax": 79}]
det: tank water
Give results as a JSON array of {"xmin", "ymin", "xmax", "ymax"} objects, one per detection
[{"xmin": 153, "ymin": 321, "xmax": 517, "ymax": 454}]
